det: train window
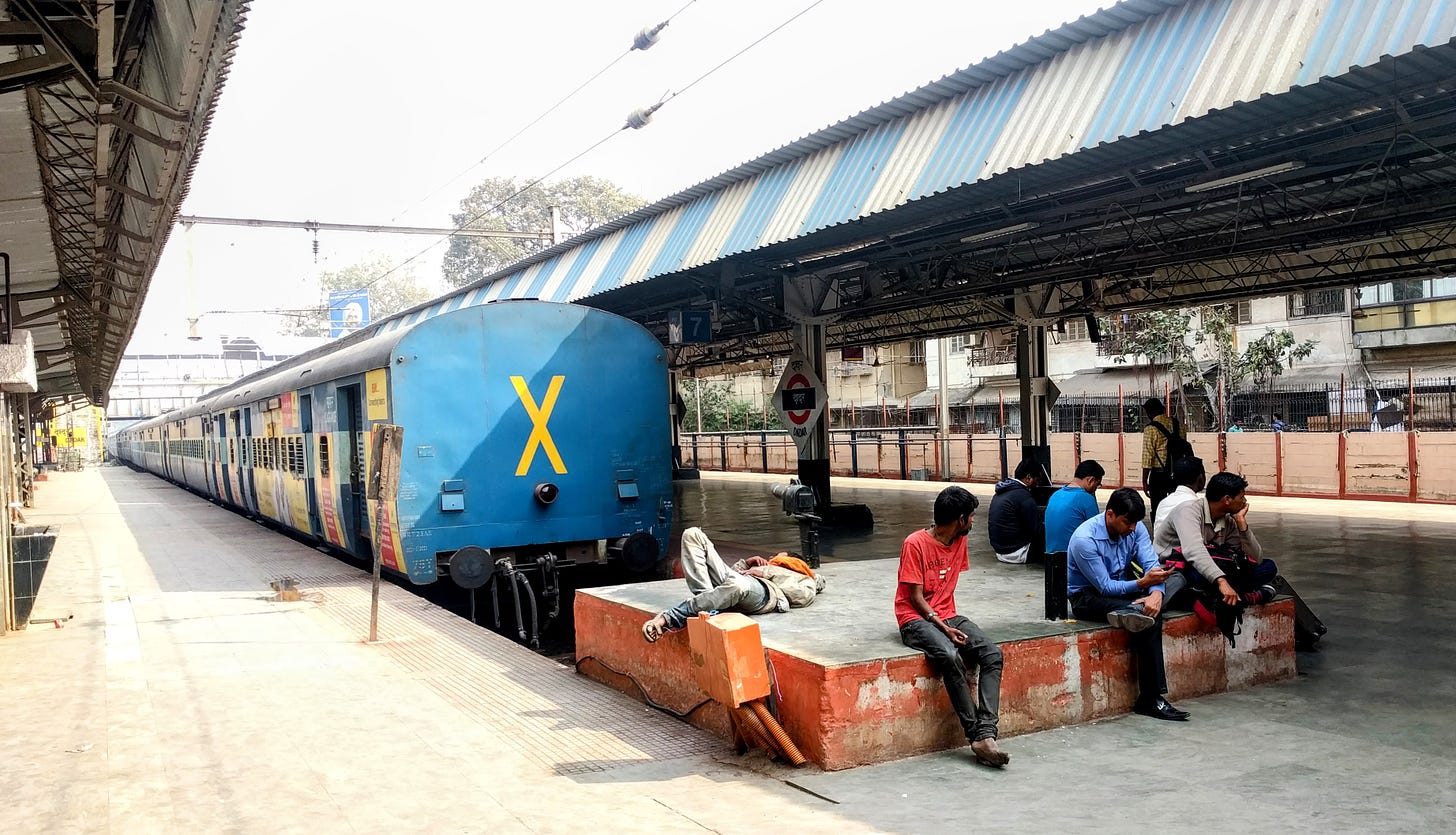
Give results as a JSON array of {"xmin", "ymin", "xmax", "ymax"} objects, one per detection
[{"xmin": 318, "ymin": 435, "xmax": 331, "ymax": 478}]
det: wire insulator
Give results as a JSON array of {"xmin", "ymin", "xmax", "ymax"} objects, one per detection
[
  {"xmin": 625, "ymin": 103, "xmax": 662, "ymax": 130},
  {"xmin": 633, "ymin": 22, "xmax": 667, "ymax": 51}
]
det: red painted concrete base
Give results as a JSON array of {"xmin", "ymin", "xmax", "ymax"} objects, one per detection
[{"xmin": 575, "ymin": 594, "xmax": 1296, "ymax": 771}]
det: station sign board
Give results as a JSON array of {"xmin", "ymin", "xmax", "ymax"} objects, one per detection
[{"xmin": 771, "ymin": 351, "xmax": 827, "ymax": 458}]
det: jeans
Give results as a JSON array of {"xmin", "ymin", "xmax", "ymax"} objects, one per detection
[
  {"xmin": 900, "ymin": 615, "xmax": 1003, "ymax": 742},
  {"xmin": 1175, "ymin": 558, "xmax": 1277, "ymax": 600},
  {"xmin": 679, "ymin": 527, "xmax": 738, "ymax": 594},
  {"xmin": 661, "ymin": 575, "xmax": 772, "ymax": 630},
  {"xmin": 662, "ymin": 528, "xmax": 774, "ymax": 630},
  {"xmin": 1071, "ymin": 589, "xmax": 1168, "ymax": 701}
]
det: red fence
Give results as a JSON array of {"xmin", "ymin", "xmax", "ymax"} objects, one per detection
[{"xmin": 681, "ymin": 428, "xmax": 1456, "ymax": 503}]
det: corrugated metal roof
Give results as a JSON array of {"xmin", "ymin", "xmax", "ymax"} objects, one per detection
[
  {"xmin": 2, "ymin": 0, "xmax": 250, "ymax": 401},
  {"xmin": 364, "ymin": 0, "xmax": 1456, "ymax": 339}
]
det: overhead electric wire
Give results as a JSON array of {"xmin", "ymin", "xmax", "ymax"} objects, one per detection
[
  {"xmin": 664, "ymin": 0, "xmax": 827, "ymax": 104},
  {"xmin": 388, "ymin": 0, "xmax": 701, "ymax": 223},
  {"xmin": 352, "ymin": 128, "xmax": 626, "ymax": 299},
  {"xmin": 350, "ymin": 0, "xmax": 831, "ymax": 306}
]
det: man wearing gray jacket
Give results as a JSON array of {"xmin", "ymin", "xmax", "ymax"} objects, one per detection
[
  {"xmin": 1152, "ymin": 472, "xmax": 1276, "ymax": 608},
  {"xmin": 642, "ymin": 527, "xmax": 825, "ymax": 642}
]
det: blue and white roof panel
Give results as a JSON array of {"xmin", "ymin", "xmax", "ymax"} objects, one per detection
[{"xmin": 375, "ymin": 0, "xmax": 1456, "ymax": 336}]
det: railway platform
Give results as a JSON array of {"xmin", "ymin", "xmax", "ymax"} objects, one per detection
[
  {"xmin": 5, "ymin": 466, "xmax": 1455, "ymax": 832},
  {"xmin": 0, "ymin": 468, "xmax": 821, "ymax": 833}
]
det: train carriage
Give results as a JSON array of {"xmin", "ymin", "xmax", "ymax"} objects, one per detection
[{"xmin": 116, "ymin": 301, "xmax": 673, "ymax": 640}]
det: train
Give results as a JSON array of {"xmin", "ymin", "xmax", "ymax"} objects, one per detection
[{"xmin": 114, "ymin": 300, "xmax": 673, "ymax": 644}]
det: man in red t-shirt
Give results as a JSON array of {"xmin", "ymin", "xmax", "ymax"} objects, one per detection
[{"xmin": 895, "ymin": 485, "xmax": 1009, "ymax": 767}]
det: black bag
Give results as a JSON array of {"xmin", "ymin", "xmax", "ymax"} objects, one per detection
[
  {"xmin": 1149, "ymin": 417, "xmax": 1195, "ymax": 473},
  {"xmin": 1273, "ymin": 575, "xmax": 1329, "ymax": 650},
  {"xmin": 1205, "ymin": 541, "xmax": 1260, "ymax": 584}
]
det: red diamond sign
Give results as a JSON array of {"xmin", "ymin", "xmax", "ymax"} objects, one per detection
[{"xmin": 772, "ymin": 351, "xmax": 827, "ymax": 457}]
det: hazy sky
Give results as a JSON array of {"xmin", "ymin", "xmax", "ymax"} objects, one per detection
[{"xmin": 131, "ymin": 0, "xmax": 1109, "ymax": 350}]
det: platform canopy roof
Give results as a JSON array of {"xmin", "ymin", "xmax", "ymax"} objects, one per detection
[
  {"xmin": 0, "ymin": 0, "xmax": 248, "ymax": 403},
  {"xmin": 352, "ymin": 0, "xmax": 1456, "ymax": 371}
]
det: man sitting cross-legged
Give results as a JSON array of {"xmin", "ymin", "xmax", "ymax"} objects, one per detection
[{"xmin": 641, "ymin": 527, "xmax": 824, "ymax": 643}]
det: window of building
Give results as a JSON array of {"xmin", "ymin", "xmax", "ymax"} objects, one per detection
[
  {"xmin": 908, "ymin": 340, "xmax": 926, "ymax": 365},
  {"xmin": 947, "ymin": 334, "xmax": 971, "ymax": 353},
  {"xmin": 1358, "ymin": 276, "xmax": 1456, "ymax": 305},
  {"xmin": 1063, "ymin": 318, "xmax": 1088, "ymax": 341},
  {"xmin": 1288, "ymin": 288, "xmax": 1346, "ymax": 317},
  {"xmin": 1200, "ymin": 301, "xmax": 1252, "ymax": 325}
]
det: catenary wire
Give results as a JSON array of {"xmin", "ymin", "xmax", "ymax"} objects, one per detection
[
  {"xmin": 388, "ymin": 0, "xmax": 702, "ymax": 223},
  {"xmin": 350, "ymin": 0, "xmax": 830, "ymax": 304}
]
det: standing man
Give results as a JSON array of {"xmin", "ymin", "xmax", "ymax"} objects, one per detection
[
  {"xmin": 1141, "ymin": 397, "xmax": 1190, "ymax": 523},
  {"xmin": 1068, "ymin": 488, "xmax": 1189, "ymax": 721},
  {"xmin": 1044, "ymin": 460, "xmax": 1104, "ymax": 554},
  {"xmin": 896, "ymin": 486, "xmax": 1010, "ymax": 767},
  {"xmin": 988, "ymin": 459, "xmax": 1046, "ymax": 564},
  {"xmin": 1272, "ymin": 413, "xmax": 1286, "ymax": 432}
]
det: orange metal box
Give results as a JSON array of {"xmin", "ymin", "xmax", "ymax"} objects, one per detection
[{"xmin": 686, "ymin": 612, "xmax": 771, "ymax": 707}]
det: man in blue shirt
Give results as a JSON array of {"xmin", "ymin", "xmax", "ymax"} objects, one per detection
[
  {"xmin": 1044, "ymin": 460, "xmax": 1104, "ymax": 554},
  {"xmin": 1068, "ymin": 487, "xmax": 1190, "ymax": 721}
]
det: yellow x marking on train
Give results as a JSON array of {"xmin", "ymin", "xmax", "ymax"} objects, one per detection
[{"xmin": 511, "ymin": 375, "xmax": 568, "ymax": 476}]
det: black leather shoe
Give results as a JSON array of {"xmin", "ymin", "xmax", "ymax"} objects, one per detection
[{"xmin": 1133, "ymin": 696, "xmax": 1190, "ymax": 721}]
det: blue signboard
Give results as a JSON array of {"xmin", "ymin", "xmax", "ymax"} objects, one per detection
[
  {"xmin": 668, "ymin": 310, "xmax": 712, "ymax": 344},
  {"xmin": 328, "ymin": 289, "xmax": 371, "ymax": 338}
]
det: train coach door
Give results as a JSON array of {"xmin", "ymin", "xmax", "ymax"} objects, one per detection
[
  {"xmin": 216, "ymin": 415, "xmax": 234, "ymax": 505},
  {"xmin": 230, "ymin": 410, "xmax": 249, "ymax": 511},
  {"xmin": 339, "ymin": 384, "xmax": 368, "ymax": 554},
  {"xmin": 300, "ymin": 393, "xmax": 321, "ymax": 538}
]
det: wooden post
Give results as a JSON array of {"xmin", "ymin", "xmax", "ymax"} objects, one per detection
[
  {"xmin": 1408, "ymin": 367, "xmax": 1416, "ymax": 430},
  {"xmin": 1217, "ymin": 375, "xmax": 1225, "ymax": 431},
  {"xmin": 1117, "ymin": 384, "xmax": 1126, "ymax": 488},
  {"xmin": 366, "ymin": 424, "xmax": 404, "ymax": 643},
  {"xmin": 1339, "ymin": 373, "xmax": 1346, "ymax": 432},
  {"xmin": 1274, "ymin": 430, "xmax": 1283, "ymax": 497}
]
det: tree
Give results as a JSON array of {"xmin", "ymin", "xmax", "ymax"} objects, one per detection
[
  {"xmin": 1101, "ymin": 305, "xmax": 1316, "ymax": 427},
  {"xmin": 677, "ymin": 379, "xmax": 783, "ymax": 433},
  {"xmin": 441, "ymin": 175, "xmax": 647, "ymax": 288},
  {"xmin": 281, "ymin": 255, "xmax": 434, "ymax": 337}
]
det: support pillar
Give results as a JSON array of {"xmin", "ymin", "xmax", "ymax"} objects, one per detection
[
  {"xmin": 794, "ymin": 323, "xmax": 832, "ymax": 510},
  {"xmin": 789, "ymin": 323, "xmax": 872, "ymax": 528},
  {"xmin": 1016, "ymin": 322, "xmax": 1053, "ymax": 481},
  {"xmin": 668, "ymin": 368, "xmax": 698, "ymax": 479}
]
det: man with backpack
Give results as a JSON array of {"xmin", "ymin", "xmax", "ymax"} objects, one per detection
[{"xmin": 1141, "ymin": 397, "xmax": 1193, "ymax": 523}]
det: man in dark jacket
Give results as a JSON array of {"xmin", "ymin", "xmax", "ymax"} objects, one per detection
[{"xmin": 988, "ymin": 459, "xmax": 1045, "ymax": 564}]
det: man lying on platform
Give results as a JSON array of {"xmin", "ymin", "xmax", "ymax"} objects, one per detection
[
  {"xmin": 1067, "ymin": 488, "xmax": 1190, "ymax": 721},
  {"xmin": 896, "ymin": 486, "xmax": 1011, "ymax": 767},
  {"xmin": 641, "ymin": 527, "xmax": 825, "ymax": 643}
]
